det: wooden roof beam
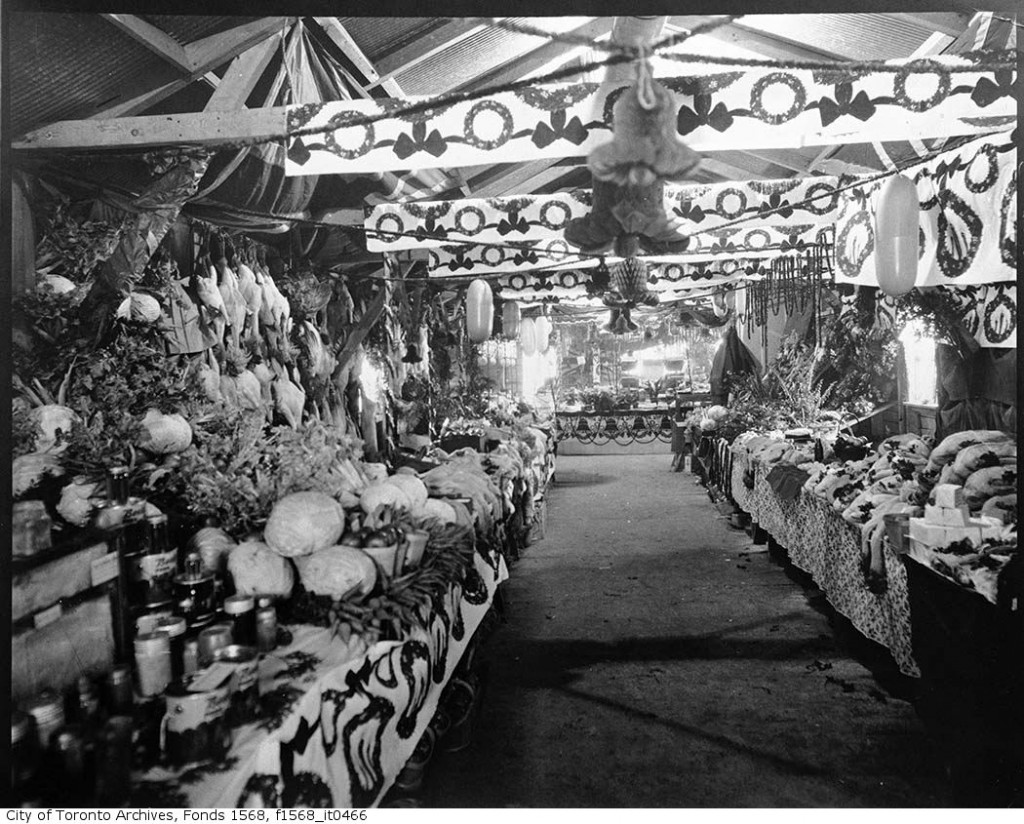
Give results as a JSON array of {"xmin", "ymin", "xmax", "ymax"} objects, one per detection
[
  {"xmin": 312, "ymin": 17, "xmax": 404, "ymax": 97},
  {"xmin": 204, "ymin": 33, "xmax": 283, "ymax": 112},
  {"xmin": 101, "ymin": 15, "xmax": 193, "ymax": 73},
  {"xmin": 185, "ymin": 18, "xmax": 294, "ymax": 74}
]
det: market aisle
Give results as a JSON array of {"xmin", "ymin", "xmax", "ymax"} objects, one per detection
[{"xmin": 425, "ymin": 454, "xmax": 946, "ymax": 808}]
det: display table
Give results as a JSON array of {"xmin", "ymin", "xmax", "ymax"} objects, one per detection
[
  {"xmin": 731, "ymin": 452, "xmax": 919, "ymax": 677},
  {"xmin": 902, "ymin": 554, "xmax": 1023, "ymax": 804},
  {"xmin": 132, "ymin": 546, "xmax": 508, "ymax": 808},
  {"xmin": 554, "ymin": 407, "xmax": 674, "ymax": 445}
]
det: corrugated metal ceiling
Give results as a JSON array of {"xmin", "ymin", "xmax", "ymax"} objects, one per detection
[
  {"xmin": 8, "ymin": 13, "xmax": 181, "ymax": 137},
  {"xmin": 738, "ymin": 13, "xmax": 941, "ymax": 60},
  {"xmin": 141, "ymin": 15, "xmax": 262, "ymax": 44},
  {"xmin": 337, "ymin": 17, "xmax": 437, "ymax": 62}
]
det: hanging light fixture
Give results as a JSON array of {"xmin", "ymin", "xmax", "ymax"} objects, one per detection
[
  {"xmin": 502, "ymin": 301, "xmax": 521, "ymax": 340},
  {"xmin": 874, "ymin": 174, "xmax": 920, "ymax": 297},
  {"xmin": 520, "ymin": 317, "xmax": 537, "ymax": 356},
  {"xmin": 465, "ymin": 278, "xmax": 494, "ymax": 342}
]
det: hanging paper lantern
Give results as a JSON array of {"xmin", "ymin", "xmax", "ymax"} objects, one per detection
[
  {"xmin": 611, "ymin": 257, "xmax": 651, "ymax": 303},
  {"xmin": 874, "ymin": 174, "xmax": 920, "ymax": 297},
  {"xmin": 520, "ymin": 317, "xmax": 537, "ymax": 356},
  {"xmin": 712, "ymin": 290, "xmax": 728, "ymax": 318},
  {"xmin": 502, "ymin": 301, "xmax": 521, "ymax": 340},
  {"xmin": 465, "ymin": 279, "xmax": 494, "ymax": 342},
  {"xmin": 535, "ymin": 315, "xmax": 551, "ymax": 354}
]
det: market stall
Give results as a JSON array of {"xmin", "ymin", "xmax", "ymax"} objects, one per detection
[{"xmin": 7, "ymin": 9, "xmax": 1019, "ymax": 811}]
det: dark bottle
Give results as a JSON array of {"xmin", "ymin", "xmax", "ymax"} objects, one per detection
[
  {"xmin": 51, "ymin": 725, "xmax": 89, "ymax": 806},
  {"xmin": 94, "ymin": 716, "xmax": 133, "ymax": 807},
  {"xmin": 139, "ymin": 514, "xmax": 177, "ymax": 607},
  {"xmin": 106, "ymin": 666, "xmax": 134, "ymax": 716},
  {"xmin": 813, "ymin": 437, "xmax": 824, "ymax": 463}
]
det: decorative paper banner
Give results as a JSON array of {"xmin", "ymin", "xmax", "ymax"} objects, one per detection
[
  {"xmin": 427, "ymin": 224, "xmax": 828, "ymax": 275},
  {"xmin": 840, "ymin": 283, "xmax": 1016, "ymax": 349},
  {"xmin": 496, "ymin": 264, "xmax": 764, "ymax": 305},
  {"xmin": 286, "ymin": 54, "xmax": 1015, "ymax": 177},
  {"xmin": 833, "ymin": 130, "xmax": 1016, "ymax": 287},
  {"xmin": 364, "ymin": 176, "xmax": 849, "ymax": 252}
]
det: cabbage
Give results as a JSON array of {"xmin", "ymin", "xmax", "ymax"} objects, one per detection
[
  {"xmin": 264, "ymin": 491, "xmax": 345, "ymax": 557},
  {"xmin": 187, "ymin": 527, "xmax": 237, "ymax": 575},
  {"xmin": 293, "ymin": 546, "xmax": 377, "ymax": 599},
  {"xmin": 363, "ymin": 463, "xmax": 389, "ymax": 483},
  {"xmin": 138, "ymin": 409, "xmax": 192, "ymax": 454},
  {"xmin": 116, "ymin": 292, "xmax": 162, "ymax": 323},
  {"xmin": 360, "ymin": 481, "xmax": 411, "ymax": 514},
  {"xmin": 228, "ymin": 540, "xmax": 295, "ymax": 597},
  {"xmin": 417, "ymin": 498, "xmax": 457, "ymax": 525},
  {"xmin": 57, "ymin": 476, "xmax": 103, "ymax": 526},
  {"xmin": 13, "ymin": 452, "xmax": 64, "ymax": 498},
  {"xmin": 385, "ymin": 475, "xmax": 428, "ymax": 510},
  {"xmin": 30, "ymin": 404, "xmax": 78, "ymax": 454}
]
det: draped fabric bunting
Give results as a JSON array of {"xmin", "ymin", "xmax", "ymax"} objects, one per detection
[
  {"xmin": 285, "ymin": 54, "xmax": 1014, "ymax": 177},
  {"xmin": 832, "ymin": 130, "xmax": 1016, "ymax": 288},
  {"xmin": 425, "ymin": 224, "xmax": 829, "ymax": 275},
  {"xmin": 364, "ymin": 176, "xmax": 848, "ymax": 252}
]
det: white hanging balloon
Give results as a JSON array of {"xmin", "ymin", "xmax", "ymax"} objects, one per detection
[
  {"xmin": 465, "ymin": 279, "xmax": 494, "ymax": 342},
  {"xmin": 535, "ymin": 315, "xmax": 551, "ymax": 354},
  {"xmin": 520, "ymin": 317, "xmax": 537, "ymax": 356},
  {"xmin": 502, "ymin": 301, "xmax": 521, "ymax": 340},
  {"xmin": 874, "ymin": 174, "xmax": 920, "ymax": 297}
]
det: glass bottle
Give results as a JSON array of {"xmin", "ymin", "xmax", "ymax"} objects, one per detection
[{"xmin": 140, "ymin": 514, "xmax": 177, "ymax": 606}]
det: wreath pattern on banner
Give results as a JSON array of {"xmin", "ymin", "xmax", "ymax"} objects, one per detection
[
  {"xmin": 850, "ymin": 283, "xmax": 1017, "ymax": 349},
  {"xmin": 426, "ymin": 225, "xmax": 826, "ymax": 275},
  {"xmin": 286, "ymin": 57, "xmax": 1014, "ymax": 177},
  {"xmin": 366, "ymin": 176, "xmax": 851, "ymax": 253},
  {"xmin": 834, "ymin": 130, "xmax": 1015, "ymax": 288}
]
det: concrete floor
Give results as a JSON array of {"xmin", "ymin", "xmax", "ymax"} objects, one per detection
[{"xmin": 424, "ymin": 454, "xmax": 947, "ymax": 807}]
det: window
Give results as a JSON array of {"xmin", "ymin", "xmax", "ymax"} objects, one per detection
[{"xmin": 899, "ymin": 319, "xmax": 938, "ymax": 406}]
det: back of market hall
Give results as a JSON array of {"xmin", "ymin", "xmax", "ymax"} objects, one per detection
[{"xmin": 6, "ymin": 8, "xmax": 1020, "ymax": 811}]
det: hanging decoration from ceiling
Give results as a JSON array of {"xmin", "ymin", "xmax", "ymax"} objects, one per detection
[
  {"xmin": 520, "ymin": 317, "xmax": 538, "ymax": 356},
  {"xmin": 285, "ymin": 54, "xmax": 1014, "ymax": 177},
  {"xmin": 424, "ymin": 223, "xmax": 826, "ymax": 275},
  {"xmin": 364, "ymin": 175, "xmax": 847, "ymax": 252},
  {"xmin": 873, "ymin": 174, "xmax": 920, "ymax": 297},
  {"xmin": 465, "ymin": 278, "xmax": 494, "ymax": 343},
  {"xmin": 833, "ymin": 129, "xmax": 1015, "ymax": 288},
  {"xmin": 563, "ymin": 51, "xmax": 699, "ymax": 259},
  {"xmin": 534, "ymin": 314, "xmax": 552, "ymax": 354},
  {"xmin": 501, "ymin": 301, "xmax": 521, "ymax": 340}
]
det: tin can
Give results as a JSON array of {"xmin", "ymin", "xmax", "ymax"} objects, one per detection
[
  {"xmin": 182, "ymin": 637, "xmax": 200, "ymax": 677},
  {"xmin": 213, "ymin": 644, "xmax": 260, "ymax": 726},
  {"xmin": 256, "ymin": 606, "xmax": 277, "ymax": 653},
  {"xmin": 135, "ymin": 632, "xmax": 172, "ymax": 697},
  {"xmin": 197, "ymin": 622, "xmax": 234, "ymax": 668},
  {"xmin": 154, "ymin": 615, "xmax": 187, "ymax": 680},
  {"xmin": 223, "ymin": 595, "xmax": 257, "ymax": 647},
  {"xmin": 22, "ymin": 690, "xmax": 65, "ymax": 751},
  {"xmin": 11, "ymin": 710, "xmax": 39, "ymax": 792},
  {"xmin": 163, "ymin": 678, "xmax": 233, "ymax": 766}
]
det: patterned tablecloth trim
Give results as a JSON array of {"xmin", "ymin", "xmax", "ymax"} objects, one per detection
[
  {"xmin": 138, "ymin": 548, "xmax": 509, "ymax": 807},
  {"xmin": 730, "ymin": 453, "xmax": 919, "ymax": 677}
]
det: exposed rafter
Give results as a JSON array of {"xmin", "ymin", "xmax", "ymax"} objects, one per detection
[
  {"xmin": 101, "ymin": 14, "xmax": 193, "ymax": 73},
  {"xmin": 312, "ymin": 17, "xmax": 404, "ymax": 97},
  {"xmin": 86, "ymin": 18, "xmax": 294, "ymax": 121},
  {"xmin": 204, "ymin": 34, "xmax": 283, "ymax": 112}
]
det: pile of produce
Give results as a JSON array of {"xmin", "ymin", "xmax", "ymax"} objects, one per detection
[{"xmin": 733, "ymin": 426, "xmax": 1017, "ymax": 597}]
